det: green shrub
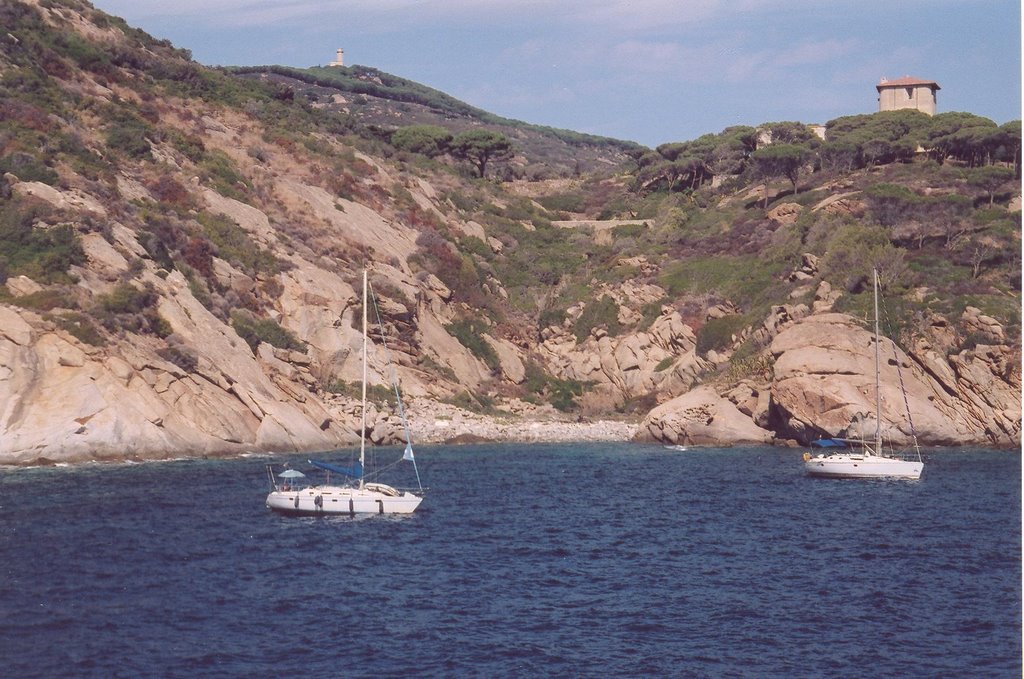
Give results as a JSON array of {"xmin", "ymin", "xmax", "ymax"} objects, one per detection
[
  {"xmin": 169, "ymin": 131, "xmax": 206, "ymax": 163},
  {"xmin": 157, "ymin": 344, "xmax": 198, "ymax": 372},
  {"xmin": 52, "ymin": 312, "xmax": 105, "ymax": 346},
  {"xmin": 697, "ymin": 314, "xmax": 748, "ymax": 354},
  {"xmin": 8, "ymin": 288, "xmax": 73, "ymax": 311},
  {"xmin": 419, "ymin": 355, "xmax": 458, "ymax": 382},
  {"xmin": 59, "ymin": 31, "xmax": 116, "ymax": 78},
  {"xmin": 724, "ymin": 352, "xmax": 774, "ymax": 382},
  {"xmin": 98, "ymin": 282, "xmax": 157, "ymax": 314},
  {"xmin": 611, "ymin": 222, "xmax": 647, "ymax": 239},
  {"xmin": 186, "ymin": 272, "xmax": 213, "ymax": 310},
  {"xmin": 326, "ymin": 380, "xmax": 395, "ymax": 405},
  {"xmin": 445, "ymin": 319, "xmax": 500, "ymax": 371},
  {"xmin": 523, "ymin": 361, "xmax": 584, "ymax": 412},
  {"xmin": 94, "ymin": 282, "xmax": 170, "ymax": 337},
  {"xmin": 573, "ymin": 295, "xmax": 621, "ymax": 342},
  {"xmin": 538, "ymin": 307, "xmax": 567, "ymax": 330},
  {"xmin": 536, "ymin": 192, "xmax": 586, "ymax": 213},
  {"xmin": 105, "ymin": 122, "xmax": 152, "ymax": 159},
  {"xmin": 390, "ymin": 125, "xmax": 452, "ymax": 157},
  {"xmin": 196, "ymin": 211, "xmax": 282, "ymax": 276},
  {"xmin": 198, "ymin": 149, "xmax": 250, "ymax": 199},
  {"xmin": 0, "ymin": 152, "xmax": 58, "ymax": 184},
  {"xmin": 654, "ymin": 356, "xmax": 675, "ymax": 372},
  {"xmin": 0, "ymin": 199, "xmax": 85, "ymax": 283},
  {"xmin": 230, "ymin": 310, "xmax": 305, "ymax": 353},
  {"xmin": 819, "ymin": 223, "xmax": 905, "ymax": 291},
  {"xmin": 444, "ymin": 390, "xmax": 497, "ymax": 414}
]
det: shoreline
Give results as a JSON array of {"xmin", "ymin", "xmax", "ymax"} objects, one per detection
[
  {"xmin": 0, "ymin": 416, "xmax": 642, "ymax": 468},
  {"xmin": 2, "ymin": 401, "xmax": 1019, "ymax": 469},
  {"xmin": 3, "ymin": 424, "xmax": 1018, "ymax": 470}
]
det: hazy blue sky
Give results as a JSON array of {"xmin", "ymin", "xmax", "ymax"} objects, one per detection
[{"xmin": 90, "ymin": 0, "xmax": 1021, "ymax": 148}]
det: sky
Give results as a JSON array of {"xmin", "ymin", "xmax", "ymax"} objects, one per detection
[{"xmin": 89, "ymin": 0, "xmax": 1021, "ymax": 148}]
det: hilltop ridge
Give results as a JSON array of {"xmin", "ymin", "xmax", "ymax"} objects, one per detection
[{"xmin": 229, "ymin": 64, "xmax": 644, "ymax": 178}]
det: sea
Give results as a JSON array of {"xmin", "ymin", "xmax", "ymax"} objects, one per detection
[{"xmin": 0, "ymin": 443, "xmax": 1019, "ymax": 678}]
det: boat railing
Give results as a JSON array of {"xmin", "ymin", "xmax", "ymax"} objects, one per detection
[{"xmin": 879, "ymin": 438, "xmax": 923, "ymax": 462}]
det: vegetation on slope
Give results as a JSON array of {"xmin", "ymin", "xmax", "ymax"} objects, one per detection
[{"xmin": 0, "ymin": 0, "xmax": 1019, "ymax": 417}]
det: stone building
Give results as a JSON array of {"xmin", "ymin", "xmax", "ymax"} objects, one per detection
[
  {"xmin": 329, "ymin": 48, "xmax": 344, "ymax": 67},
  {"xmin": 876, "ymin": 76, "xmax": 940, "ymax": 115}
]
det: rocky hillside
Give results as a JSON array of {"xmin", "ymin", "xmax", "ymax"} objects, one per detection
[{"xmin": 0, "ymin": 0, "xmax": 1019, "ymax": 464}]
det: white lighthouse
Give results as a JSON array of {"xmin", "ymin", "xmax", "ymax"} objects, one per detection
[{"xmin": 329, "ymin": 48, "xmax": 345, "ymax": 67}]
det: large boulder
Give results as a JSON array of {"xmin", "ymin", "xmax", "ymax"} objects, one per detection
[{"xmin": 640, "ymin": 386, "xmax": 774, "ymax": 445}]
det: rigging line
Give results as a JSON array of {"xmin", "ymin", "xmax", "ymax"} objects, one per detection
[
  {"xmin": 880, "ymin": 298, "xmax": 923, "ymax": 461},
  {"xmin": 372, "ymin": 457, "xmax": 406, "ymax": 477},
  {"xmin": 888, "ymin": 335, "xmax": 922, "ymax": 460},
  {"xmin": 367, "ymin": 278, "xmax": 424, "ymax": 493}
]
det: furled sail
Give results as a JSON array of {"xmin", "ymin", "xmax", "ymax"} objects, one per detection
[{"xmin": 309, "ymin": 459, "xmax": 364, "ymax": 479}]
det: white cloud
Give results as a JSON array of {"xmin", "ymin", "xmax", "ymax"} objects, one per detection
[
  {"xmin": 92, "ymin": 0, "xmax": 882, "ymax": 32},
  {"xmin": 771, "ymin": 39, "xmax": 859, "ymax": 68}
]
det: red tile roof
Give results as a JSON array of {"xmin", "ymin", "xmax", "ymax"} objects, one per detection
[{"xmin": 876, "ymin": 76, "xmax": 941, "ymax": 90}]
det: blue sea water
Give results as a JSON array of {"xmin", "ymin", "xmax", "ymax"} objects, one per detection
[{"xmin": 0, "ymin": 443, "xmax": 1019, "ymax": 678}]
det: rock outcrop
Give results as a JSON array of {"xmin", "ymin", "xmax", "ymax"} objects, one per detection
[
  {"xmin": 640, "ymin": 386, "xmax": 774, "ymax": 446},
  {"xmin": 540, "ymin": 305, "xmax": 710, "ymax": 410},
  {"xmin": 638, "ymin": 305, "xmax": 1020, "ymax": 448},
  {"xmin": 0, "ymin": 289, "xmax": 357, "ymax": 465},
  {"xmin": 768, "ymin": 312, "xmax": 1020, "ymax": 446}
]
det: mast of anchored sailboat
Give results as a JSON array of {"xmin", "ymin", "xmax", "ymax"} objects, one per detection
[
  {"xmin": 873, "ymin": 268, "xmax": 882, "ymax": 456},
  {"xmin": 360, "ymin": 269, "xmax": 367, "ymax": 490}
]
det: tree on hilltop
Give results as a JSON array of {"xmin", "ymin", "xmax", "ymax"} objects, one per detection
[
  {"xmin": 749, "ymin": 144, "xmax": 809, "ymax": 207},
  {"xmin": 997, "ymin": 120, "xmax": 1021, "ymax": 178},
  {"xmin": 926, "ymin": 112, "xmax": 999, "ymax": 166},
  {"xmin": 760, "ymin": 121, "xmax": 817, "ymax": 146},
  {"xmin": 449, "ymin": 130, "xmax": 513, "ymax": 178},
  {"xmin": 391, "ymin": 125, "xmax": 453, "ymax": 158},
  {"xmin": 967, "ymin": 165, "xmax": 1015, "ymax": 207}
]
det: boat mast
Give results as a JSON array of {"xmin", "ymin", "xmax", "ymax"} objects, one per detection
[
  {"xmin": 360, "ymin": 268, "xmax": 367, "ymax": 490},
  {"xmin": 873, "ymin": 268, "xmax": 882, "ymax": 456}
]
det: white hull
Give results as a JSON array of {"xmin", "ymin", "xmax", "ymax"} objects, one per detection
[
  {"xmin": 804, "ymin": 453, "xmax": 923, "ymax": 479},
  {"xmin": 266, "ymin": 271, "xmax": 425, "ymax": 517},
  {"xmin": 267, "ymin": 484, "xmax": 422, "ymax": 515}
]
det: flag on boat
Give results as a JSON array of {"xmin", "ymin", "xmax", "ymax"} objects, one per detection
[{"xmin": 403, "ymin": 442, "xmax": 415, "ymax": 461}]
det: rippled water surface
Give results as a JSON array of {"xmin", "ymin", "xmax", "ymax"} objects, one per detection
[{"xmin": 1, "ymin": 444, "xmax": 1019, "ymax": 677}]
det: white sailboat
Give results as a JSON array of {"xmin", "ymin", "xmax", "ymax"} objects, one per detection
[
  {"xmin": 803, "ymin": 269, "xmax": 924, "ymax": 480},
  {"xmin": 266, "ymin": 270, "xmax": 424, "ymax": 515}
]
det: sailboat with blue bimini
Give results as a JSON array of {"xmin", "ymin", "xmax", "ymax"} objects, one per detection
[
  {"xmin": 802, "ymin": 269, "xmax": 924, "ymax": 480},
  {"xmin": 266, "ymin": 270, "xmax": 424, "ymax": 515}
]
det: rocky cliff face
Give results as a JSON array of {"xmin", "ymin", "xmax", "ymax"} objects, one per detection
[
  {"xmin": 0, "ymin": 166, "xmax": 492, "ymax": 463},
  {"xmin": 639, "ymin": 296, "xmax": 1021, "ymax": 448},
  {"xmin": 769, "ymin": 310, "xmax": 1020, "ymax": 446}
]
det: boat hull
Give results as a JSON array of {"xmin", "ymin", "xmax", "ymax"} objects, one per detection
[
  {"xmin": 266, "ymin": 485, "xmax": 422, "ymax": 515},
  {"xmin": 804, "ymin": 453, "xmax": 923, "ymax": 479}
]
